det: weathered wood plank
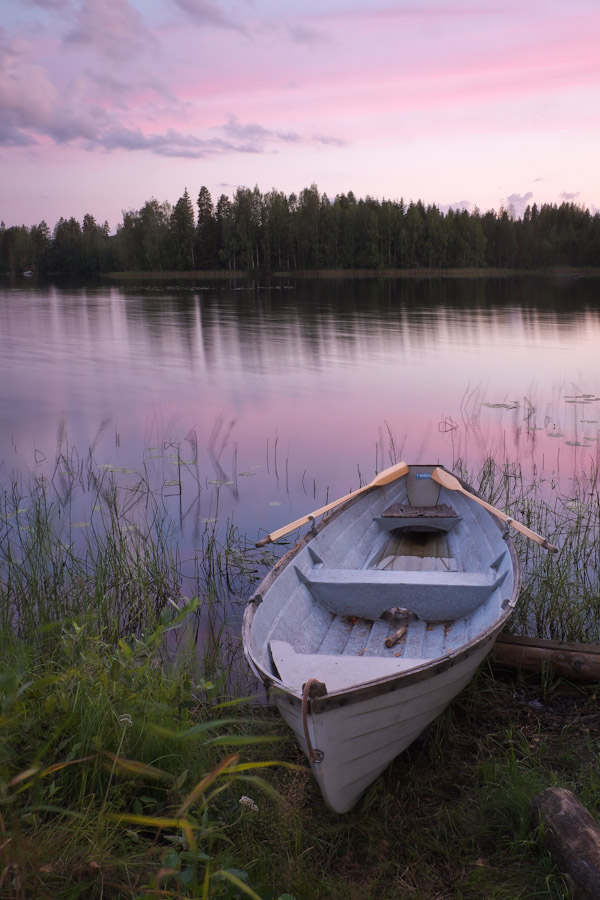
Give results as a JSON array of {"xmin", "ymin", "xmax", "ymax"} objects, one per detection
[
  {"xmin": 493, "ymin": 633, "xmax": 600, "ymax": 682},
  {"xmin": 531, "ymin": 787, "xmax": 600, "ymax": 900}
]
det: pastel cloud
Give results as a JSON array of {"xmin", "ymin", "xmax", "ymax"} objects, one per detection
[
  {"xmin": 502, "ymin": 192, "xmax": 534, "ymax": 218},
  {"xmin": 6, "ymin": 2, "xmax": 600, "ymax": 151},
  {"xmin": 222, "ymin": 114, "xmax": 302, "ymax": 147},
  {"xmin": 2, "ymin": 0, "xmax": 600, "ymax": 227},
  {"xmin": 173, "ymin": 0, "xmax": 246, "ymax": 31},
  {"xmin": 63, "ymin": 0, "xmax": 154, "ymax": 59}
]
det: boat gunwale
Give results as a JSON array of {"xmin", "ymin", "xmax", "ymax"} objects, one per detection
[{"xmin": 243, "ymin": 470, "xmax": 522, "ymax": 714}]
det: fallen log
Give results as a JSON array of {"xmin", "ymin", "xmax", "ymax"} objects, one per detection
[
  {"xmin": 531, "ymin": 787, "xmax": 600, "ymax": 900},
  {"xmin": 493, "ymin": 633, "xmax": 600, "ymax": 682}
]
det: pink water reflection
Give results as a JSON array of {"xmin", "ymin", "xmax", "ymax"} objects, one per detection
[{"xmin": 1, "ymin": 277, "xmax": 599, "ymax": 538}]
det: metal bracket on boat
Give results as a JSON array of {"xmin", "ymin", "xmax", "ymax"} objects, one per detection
[
  {"xmin": 307, "ymin": 514, "xmax": 318, "ymax": 536},
  {"xmin": 502, "ymin": 518, "xmax": 513, "ymax": 540},
  {"xmin": 302, "ymin": 678, "xmax": 327, "ymax": 764}
]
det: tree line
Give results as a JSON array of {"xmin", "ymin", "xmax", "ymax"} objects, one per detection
[{"xmin": 2, "ymin": 184, "xmax": 600, "ymax": 276}]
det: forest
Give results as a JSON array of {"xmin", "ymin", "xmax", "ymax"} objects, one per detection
[{"xmin": 2, "ymin": 184, "xmax": 600, "ymax": 276}]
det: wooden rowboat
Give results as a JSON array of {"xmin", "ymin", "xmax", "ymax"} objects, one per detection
[{"xmin": 243, "ymin": 463, "xmax": 523, "ymax": 813}]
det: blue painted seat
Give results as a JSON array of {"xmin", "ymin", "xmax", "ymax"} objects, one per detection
[{"xmin": 296, "ymin": 565, "xmax": 507, "ymax": 622}]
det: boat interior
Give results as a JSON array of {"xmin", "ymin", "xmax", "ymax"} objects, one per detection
[{"xmin": 249, "ymin": 467, "xmax": 517, "ymax": 694}]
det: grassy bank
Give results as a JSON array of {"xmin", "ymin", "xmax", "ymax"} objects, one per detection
[{"xmin": 1, "ymin": 453, "xmax": 599, "ymax": 898}]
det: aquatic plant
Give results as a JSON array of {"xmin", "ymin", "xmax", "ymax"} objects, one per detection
[{"xmin": 455, "ymin": 456, "xmax": 600, "ymax": 641}]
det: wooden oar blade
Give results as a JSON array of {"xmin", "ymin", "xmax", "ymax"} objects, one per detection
[{"xmin": 372, "ymin": 461, "xmax": 409, "ymax": 485}]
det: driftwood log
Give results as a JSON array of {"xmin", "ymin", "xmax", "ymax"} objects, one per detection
[
  {"xmin": 532, "ymin": 787, "xmax": 600, "ymax": 899},
  {"xmin": 493, "ymin": 633, "xmax": 600, "ymax": 682}
]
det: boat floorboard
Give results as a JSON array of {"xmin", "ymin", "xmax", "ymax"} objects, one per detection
[{"xmin": 312, "ymin": 608, "xmax": 471, "ymax": 661}]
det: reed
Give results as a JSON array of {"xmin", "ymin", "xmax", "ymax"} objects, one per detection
[
  {"xmin": 0, "ymin": 444, "xmax": 296, "ymax": 898},
  {"xmin": 0, "ymin": 447, "xmax": 265, "ymax": 659},
  {"xmin": 455, "ymin": 456, "xmax": 600, "ymax": 642}
]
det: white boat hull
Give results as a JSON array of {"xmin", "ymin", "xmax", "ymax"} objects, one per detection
[
  {"xmin": 274, "ymin": 628, "xmax": 499, "ymax": 812},
  {"xmin": 243, "ymin": 464, "xmax": 521, "ymax": 813}
]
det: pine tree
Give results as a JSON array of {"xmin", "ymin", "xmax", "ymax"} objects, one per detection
[{"xmin": 170, "ymin": 188, "xmax": 196, "ymax": 270}]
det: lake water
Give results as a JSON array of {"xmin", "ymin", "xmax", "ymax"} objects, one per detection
[{"xmin": 1, "ymin": 274, "xmax": 600, "ymax": 551}]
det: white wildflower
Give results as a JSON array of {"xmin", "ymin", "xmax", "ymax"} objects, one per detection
[
  {"xmin": 239, "ymin": 795, "xmax": 258, "ymax": 812},
  {"xmin": 119, "ymin": 714, "xmax": 133, "ymax": 727}
]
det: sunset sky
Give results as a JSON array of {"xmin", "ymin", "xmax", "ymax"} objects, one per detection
[{"xmin": 2, "ymin": 0, "xmax": 599, "ymax": 231}]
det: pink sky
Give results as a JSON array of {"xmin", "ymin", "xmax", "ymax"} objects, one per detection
[{"xmin": 1, "ymin": 0, "xmax": 599, "ymax": 231}]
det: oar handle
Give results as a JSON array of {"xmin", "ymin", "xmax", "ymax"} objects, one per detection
[
  {"xmin": 256, "ymin": 490, "xmax": 364, "ymax": 547},
  {"xmin": 488, "ymin": 508, "xmax": 558, "ymax": 553},
  {"xmin": 431, "ymin": 468, "xmax": 558, "ymax": 553}
]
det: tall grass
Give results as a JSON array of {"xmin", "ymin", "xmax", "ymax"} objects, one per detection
[
  {"xmin": 457, "ymin": 456, "xmax": 600, "ymax": 641},
  {"xmin": 0, "ymin": 448, "xmax": 293, "ymax": 899},
  {"xmin": 0, "ymin": 442, "xmax": 265, "ymax": 655},
  {"xmin": 0, "ymin": 606, "xmax": 297, "ymax": 899}
]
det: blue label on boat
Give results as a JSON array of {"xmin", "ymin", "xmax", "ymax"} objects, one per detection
[{"xmin": 416, "ymin": 473, "xmax": 431, "ymax": 479}]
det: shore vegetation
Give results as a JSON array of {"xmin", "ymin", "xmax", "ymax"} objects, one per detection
[
  {"xmin": 2, "ymin": 184, "xmax": 600, "ymax": 276},
  {"xmin": 1, "ymin": 449, "xmax": 599, "ymax": 898}
]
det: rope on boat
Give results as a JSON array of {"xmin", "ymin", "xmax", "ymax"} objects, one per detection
[{"xmin": 301, "ymin": 678, "xmax": 321, "ymax": 764}]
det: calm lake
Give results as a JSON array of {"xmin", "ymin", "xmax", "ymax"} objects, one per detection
[{"xmin": 1, "ymin": 274, "xmax": 599, "ymax": 552}]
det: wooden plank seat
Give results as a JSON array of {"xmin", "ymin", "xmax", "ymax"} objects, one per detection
[
  {"xmin": 296, "ymin": 565, "xmax": 507, "ymax": 622},
  {"xmin": 270, "ymin": 640, "xmax": 429, "ymax": 693}
]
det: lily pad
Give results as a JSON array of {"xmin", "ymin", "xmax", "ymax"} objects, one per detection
[
  {"xmin": 482, "ymin": 402, "xmax": 519, "ymax": 409},
  {"xmin": 565, "ymin": 500, "xmax": 589, "ymax": 514},
  {"xmin": 546, "ymin": 432, "xmax": 563, "ymax": 438},
  {"xmin": 269, "ymin": 501, "xmax": 282, "ymax": 507}
]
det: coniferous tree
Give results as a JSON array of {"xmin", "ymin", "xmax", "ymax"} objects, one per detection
[
  {"xmin": 170, "ymin": 189, "xmax": 195, "ymax": 270},
  {"xmin": 30, "ymin": 221, "xmax": 52, "ymax": 272},
  {"xmin": 5, "ymin": 186, "xmax": 600, "ymax": 275},
  {"xmin": 215, "ymin": 194, "xmax": 236, "ymax": 269},
  {"xmin": 196, "ymin": 187, "xmax": 218, "ymax": 269}
]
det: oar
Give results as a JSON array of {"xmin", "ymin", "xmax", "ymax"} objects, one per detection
[
  {"xmin": 431, "ymin": 467, "xmax": 558, "ymax": 553},
  {"xmin": 256, "ymin": 460, "xmax": 409, "ymax": 547}
]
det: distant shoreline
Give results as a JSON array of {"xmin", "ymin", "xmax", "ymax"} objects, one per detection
[{"xmin": 105, "ymin": 266, "xmax": 600, "ymax": 280}]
